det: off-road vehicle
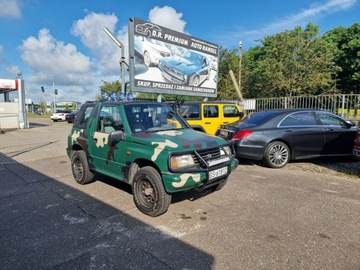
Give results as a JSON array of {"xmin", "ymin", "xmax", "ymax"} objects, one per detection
[{"xmin": 66, "ymin": 100, "xmax": 238, "ymax": 217}]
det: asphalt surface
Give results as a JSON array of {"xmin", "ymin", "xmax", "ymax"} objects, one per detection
[{"xmin": 1, "ymin": 118, "xmax": 360, "ymax": 270}]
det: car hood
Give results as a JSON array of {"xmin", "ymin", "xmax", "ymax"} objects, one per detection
[
  {"xmin": 161, "ymin": 57, "xmax": 198, "ymax": 73},
  {"xmin": 132, "ymin": 128, "xmax": 226, "ymax": 151}
]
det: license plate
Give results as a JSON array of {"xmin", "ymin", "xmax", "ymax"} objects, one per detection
[{"xmin": 209, "ymin": 166, "xmax": 228, "ymax": 180}]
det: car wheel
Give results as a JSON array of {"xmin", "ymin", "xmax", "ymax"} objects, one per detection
[
  {"xmin": 143, "ymin": 51, "xmax": 151, "ymax": 67},
  {"xmin": 190, "ymin": 76, "xmax": 200, "ymax": 86},
  {"xmin": 71, "ymin": 150, "xmax": 94, "ymax": 184},
  {"xmin": 132, "ymin": 166, "xmax": 171, "ymax": 217},
  {"xmin": 264, "ymin": 141, "xmax": 290, "ymax": 168}
]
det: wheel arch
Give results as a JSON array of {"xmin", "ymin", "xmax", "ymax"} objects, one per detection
[{"xmin": 128, "ymin": 158, "xmax": 162, "ymax": 185}]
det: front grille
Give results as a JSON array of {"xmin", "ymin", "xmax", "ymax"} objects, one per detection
[{"xmin": 193, "ymin": 148, "xmax": 222, "ymax": 168}]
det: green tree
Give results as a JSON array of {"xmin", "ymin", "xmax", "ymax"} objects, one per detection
[
  {"xmin": 256, "ymin": 23, "xmax": 337, "ymax": 97},
  {"xmin": 97, "ymin": 80, "xmax": 122, "ymax": 100},
  {"xmin": 323, "ymin": 23, "xmax": 360, "ymax": 93},
  {"xmin": 217, "ymin": 47, "xmax": 242, "ymax": 100}
]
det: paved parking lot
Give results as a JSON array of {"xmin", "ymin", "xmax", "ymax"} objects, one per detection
[{"xmin": 1, "ymin": 119, "xmax": 360, "ymax": 269}]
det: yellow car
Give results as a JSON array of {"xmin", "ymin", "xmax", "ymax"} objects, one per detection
[{"xmin": 174, "ymin": 101, "xmax": 244, "ymax": 135}]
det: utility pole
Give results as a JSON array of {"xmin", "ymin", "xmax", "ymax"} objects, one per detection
[{"xmin": 239, "ymin": 41, "xmax": 243, "ymax": 98}]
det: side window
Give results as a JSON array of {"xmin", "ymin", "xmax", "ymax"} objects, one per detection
[
  {"xmin": 204, "ymin": 105, "xmax": 219, "ymax": 118},
  {"xmin": 77, "ymin": 106, "xmax": 94, "ymax": 128},
  {"xmin": 180, "ymin": 105, "xmax": 200, "ymax": 119},
  {"xmin": 279, "ymin": 112, "xmax": 317, "ymax": 126},
  {"xmin": 223, "ymin": 105, "xmax": 240, "ymax": 117},
  {"xmin": 317, "ymin": 112, "xmax": 346, "ymax": 127},
  {"xmin": 98, "ymin": 106, "xmax": 122, "ymax": 134}
]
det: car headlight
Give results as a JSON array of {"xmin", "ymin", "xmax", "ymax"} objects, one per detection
[
  {"xmin": 220, "ymin": 146, "xmax": 232, "ymax": 156},
  {"xmin": 170, "ymin": 154, "xmax": 195, "ymax": 169}
]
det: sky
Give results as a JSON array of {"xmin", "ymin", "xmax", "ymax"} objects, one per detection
[{"xmin": 0, "ymin": 0, "xmax": 359, "ymax": 104}]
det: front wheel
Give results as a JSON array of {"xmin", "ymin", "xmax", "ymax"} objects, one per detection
[
  {"xmin": 132, "ymin": 166, "xmax": 171, "ymax": 217},
  {"xmin": 263, "ymin": 141, "xmax": 290, "ymax": 168},
  {"xmin": 71, "ymin": 150, "xmax": 94, "ymax": 184}
]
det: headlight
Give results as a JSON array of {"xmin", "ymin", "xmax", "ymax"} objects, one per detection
[
  {"xmin": 220, "ymin": 146, "xmax": 232, "ymax": 156},
  {"xmin": 170, "ymin": 154, "xmax": 195, "ymax": 169}
]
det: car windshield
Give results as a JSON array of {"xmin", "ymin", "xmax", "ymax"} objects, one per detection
[
  {"xmin": 124, "ymin": 103, "xmax": 188, "ymax": 133},
  {"xmin": 182, "ymin": 51, "xmax": 203, "ymax": 65}
]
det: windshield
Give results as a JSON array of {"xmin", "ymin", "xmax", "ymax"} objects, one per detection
[{"xmin": 124, "ymin": 103, "xmax": 188, "ymax": 133}]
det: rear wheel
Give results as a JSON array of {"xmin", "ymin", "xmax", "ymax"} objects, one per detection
[
  {"xmin": 71, "ymin": 150, "xmax": 94, "ymax": 184},
  {"xmin": 143, "ymin": 51, "xmax": 151, "ymax": 66},
  {"xmin": 132, "ymin": 166, "xmax": 171, "ymax": 217},
  {"xmin": 264, "ymin": 141, "xmax": 290, "ymax": 168}
]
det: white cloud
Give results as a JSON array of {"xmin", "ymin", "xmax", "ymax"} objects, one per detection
[
  {"xmin": 71, "ymin": 12, "xmax": 127, "ymax": 75},
  {"xmin": 148, "ymin": 6, "xmax": 187, "ymax": 33},
  {"xmin": 0, "ymin": 0, "xmax": 21, "ymax": 18},
  {"xmin": 217, "ymin": 0, "xmax": 357, "ymax": 48},
  {"xmin": 18, "ymin": 28, "xmax": 93, "ymax": 85}
]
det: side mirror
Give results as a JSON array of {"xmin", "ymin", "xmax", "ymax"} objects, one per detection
[{"xmin": 109, "ymin": 130, "xmax": 125, "ymax": 141}]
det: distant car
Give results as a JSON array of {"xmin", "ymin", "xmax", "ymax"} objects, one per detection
[
  {"xmin": 65, "ymin": 110, "xmax": 79, "ymax": 123},
  {"xmin": 134, "ymin": 35, "xmax": 171, "ymax": 66},
  {"xmin": 158, "ymin": 50, "xmax": 211, "ymax": 86},
  {"xmin": 50, "ymin": 110, "xmax": 72, "ymax": 122},
  {"xmin": 353, "ymin": 120, "xmax": 360, "ymax": 160},
  {"xmin": 216, "ymin": 109, "xmax": 358, "ymax": 168}
]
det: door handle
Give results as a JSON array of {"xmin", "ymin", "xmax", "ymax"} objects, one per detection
[{"xmin": 205, "ymin": 122, "xmax": 211, "ymax": 124}]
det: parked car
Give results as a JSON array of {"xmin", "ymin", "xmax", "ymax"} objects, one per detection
[
  {"xmin": 50, "ymin": 110, "xmax": 72, "ymax": 122},
  {"xmin": 65, "ymin": 110, "xmax": 79, "ymax": 123},
  {"xmin": 158, "ymin": 50, "xmax": 211, "ymax": 86},
  {"xmin": 216, "ymin": 109, "xmax": 358, "ymax": 168},
  {"xmin": 353, "ymin": 120, "xmax": 360, "ymax": 160},
  {"xmin": 169, "ymin": 100, "xmax": 244, "ymax": 135},
  {"xmin": 134, "ymin": 35, "xmax": 171, "ymax": 67}
]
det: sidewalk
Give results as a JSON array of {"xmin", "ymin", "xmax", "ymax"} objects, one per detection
[{"xmin": 0, "ymin": 118, "xmax": 72, "ymax": 164}]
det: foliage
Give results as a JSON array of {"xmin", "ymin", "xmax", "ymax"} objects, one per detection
[{"xmin": 323, "ymin": 23, "xmax": 360, "ymax": 94}]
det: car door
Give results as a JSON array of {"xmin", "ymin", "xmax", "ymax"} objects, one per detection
[
  {"xmin": 88, "ymin": 105, "xmax": 127, "ymax": 179},
  {"xmin": 202, "ymin": 104, "xmax": 220, "ymax": 135},
  {"xmin": 316, "ymin": 111, "xmax": 357, "ymax": 155},
  {"xmin": 279, "ymin": 111, "xmax": 325, "ymax": 158}
]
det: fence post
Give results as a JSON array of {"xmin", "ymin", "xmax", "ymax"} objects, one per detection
[{"xmin": 341, "ymin": 95, "xmax": 345, "ymax": 118}]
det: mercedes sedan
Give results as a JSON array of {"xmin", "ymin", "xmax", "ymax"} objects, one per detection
[{"xmin": 216, "ymin": 109, "xmax": 357, "ymax": 168}]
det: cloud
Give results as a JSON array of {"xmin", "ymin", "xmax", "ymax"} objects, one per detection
[
  {"xmin": 216, "ymin": 0, "xmax": 357, "ymax": 48},
  {"xmin": 148, "ymin": 6, "xmax": 187, "ymax": 33},
  {"xmin": 18, "ymin": 28, "xmax": 94, "ymax": 85},
  {"xmin": 71, "ymin": 12, "xmax": 126, "ymax": 74},
  {"xmin": 0, "ymin": 0, "xmax": 21, "ymax": 18}
]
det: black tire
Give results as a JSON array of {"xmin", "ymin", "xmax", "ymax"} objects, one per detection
[
  {"xmin": 212, "ymin": 177, "xmax": 228, "ymax": 191},
  {"xmin": 132, "ymin": 166, "xmax": 171, "ymax": 217},
  {"xmin": 190, "ymin": 75, "xmax": 200, "ymax": 86},
  {"xmin": 71, "ymin": 150, "xmax": 94, "ymax": 184},
  {"xmin": 264, "ymin": 141, "xmax": 290, "ymax": 168}
]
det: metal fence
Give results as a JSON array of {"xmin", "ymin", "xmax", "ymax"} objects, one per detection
[{"xmin": 240, "ymin": 94, "xmax": 360, "ymax": 120}]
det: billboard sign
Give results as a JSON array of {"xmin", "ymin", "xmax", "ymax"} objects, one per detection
[{"xmin": 128, "ymin": 18, "xmax": 219, "ymax": 98}]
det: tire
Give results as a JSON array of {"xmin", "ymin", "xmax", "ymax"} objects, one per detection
[
  {"xmin": 143, "ymin": 51, "xmax": 151, "ymax": 67},
  {"xmin": 264, "ymin": 141, "xmax": 290, "ymax": 168},
  {"xmin": 190, "ymin": 75, "xmax": 200, "ymax": 86},
  {"xmin": 132, "ymin": 166, "xmax": 171, "ymax": 217},
  {"xmin": 71, "ymin": 150, "xmax": 94, "ymax": 184}
]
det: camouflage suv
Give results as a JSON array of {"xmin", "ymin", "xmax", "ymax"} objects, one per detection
[{"xmin": 66, "ymin": 101, "xmax": 238, "ymax": 217}]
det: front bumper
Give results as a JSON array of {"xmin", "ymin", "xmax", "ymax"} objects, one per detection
[{"xmin": 162, "ymin": 157, "xmax": 238, "ymax": 193}]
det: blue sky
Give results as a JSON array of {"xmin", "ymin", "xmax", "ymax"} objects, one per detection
[{"xmin": 0, "ymin": 0, "xmax": 359, "ymax": 104}]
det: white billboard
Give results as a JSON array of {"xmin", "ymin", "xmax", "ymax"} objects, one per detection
[{"xmin": 128, "ymin": 18, "xmax": 219, "ymax": 98}]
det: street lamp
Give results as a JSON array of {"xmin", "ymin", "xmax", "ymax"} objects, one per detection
[
  {"xmin": 239, "ymin": 41, "xmax": 243, "ymax": 96},
  {"xmin": 103, "ymin": 27, "xmax": 125, "ymax": 95}
]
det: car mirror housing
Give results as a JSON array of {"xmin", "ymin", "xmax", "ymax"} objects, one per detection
[{"xmin": 109, "ymin": 130, "xmax": 125, "ymax": 141}]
